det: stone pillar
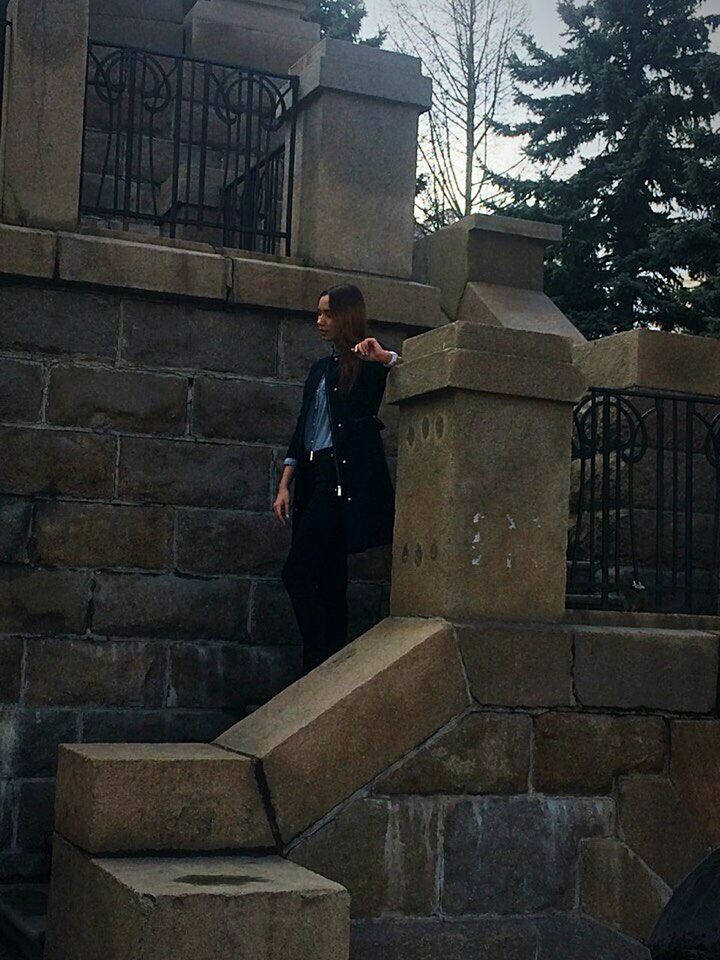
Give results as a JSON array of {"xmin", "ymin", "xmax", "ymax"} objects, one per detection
[
  {"xmin": 387, "ymin": 322, "xmax": 586, "ymax": 622},
  {"xmin": 287, "ymin": 38, "xmax": 432, "ymax": 278},
  {"xmin": 0, "ymin": 0, "xmax": 89, "ymax": 230}
]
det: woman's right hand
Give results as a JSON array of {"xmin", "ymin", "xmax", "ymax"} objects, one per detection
[{"xmin": 273, "ymin": 485, "xmax": 291, "ymax": 526}]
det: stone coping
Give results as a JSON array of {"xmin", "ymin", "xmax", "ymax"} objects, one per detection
[
  {"xmin": 0, "ymin": 222, "xmax": 442, "ymax": 329},
  {"xmin": 565, "ymin": 610, "xmax": 720, "ymax": 632},
  {"xmin": 445, "ymin": 211, "xmax": 563, "ymax": 243}
]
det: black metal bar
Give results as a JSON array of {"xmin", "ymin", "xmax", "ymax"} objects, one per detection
[
  {"xmin": 600, "ymin": 393, "xmax": 611, "ymax": 608},
  {"xmin": 685, "ymin": 401, "xmax": 695, "ymax": 611},
  {"xmin": 672, "ymin": 399, "xmax": 678, "ymax": 588},
  {"xmin": 588, "ymin": 391, "xmax": 598, "ymax": 598},
  {"xmin": 655, "ymin": 397, "xmax": 665, "ymax": 610}
]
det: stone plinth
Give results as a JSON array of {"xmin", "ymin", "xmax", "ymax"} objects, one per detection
[
  {"xmin": 0, "ymin": 0, "xmax": 88, "ymax": 230},
  {"xmin": 287, "ymin": 38, "xmax": 432, "ymax": 278},
  {"xmin": 387, "ymin": 322, "xmax": 585, "ymax": 621}
]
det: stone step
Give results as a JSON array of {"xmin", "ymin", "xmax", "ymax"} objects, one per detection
[{"xmin": 0, "ymin": 885, "xmax": 47, "ymax": 960}]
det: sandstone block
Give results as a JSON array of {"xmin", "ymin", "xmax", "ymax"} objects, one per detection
[
  {"xmin": 0, "ymin": 497, "xmax": 31, "ymax": 562},
  {"xmin": 617, "ymin": 775, "xmax": 709, "ymax": 886},
  {"xmin": 0, "ymin": 427, "xmax": 116, "ymax": 498},
  {"xmin": 0, "ymin": 359, "xmax": 43, "ymax": 422},
  {"xmin": 0, "ymin": 637, "xmax": 23, "ymax": 702},
  {"xmin": 289, "ymin": 796, "xmax": 438, "ymax": 917},
  {"xmin": 670, "ymin": 720, "xmax": 720, "ymax": 845},
  {"xmin": 120, "ymin": 299, "xmax": 278, "ymax": 376},
  {"xmin": 45, "ymin": 837, "xmax": 349, "ymax": 960},
  {"xmin": 0, "ymin": 568, "xmax": 90, "ymax": 634},
  {"xmin": 176, "ymin": 509, "xmax": 290, "ymax": 576},
  {"xmin": 58, "ymin": 234, "xmax": 228, "ymax": 300},
  {"xmin": 0, "ymin": 284, "xmax": 119, "ymax": 358},
  {"xmin": 574, "ymin": 627, "xmax": 718, "ymax": 713},
  {"xmin": 118, "ymin": 436, "xmax": 270, "ymax": 509},
  {"xmin": 374, "ymin": 712, "xmax": 531, "ymax": 795},
  {"xmin": 47, "ymin": 366, "xmax": 187, "ymax": 433},
  {"xmin": 216, "ymin": 617, "xmax": 469, "ymax": 841},
  {"xmin": 0, "ymin": 225, "xmax": 56, "ymax": 279},
  {"xmin": 457, "ymin": 622, "xmax": 573, "ymax": 707},
  {"xmin": 0, "ymin": 707, "xmax": 77, "ymax": 779},
  {"xmin": 24, "ymin": 638, "xmax": 165, "ymax": 708},
  {"xmin": 54, "ymin": 743, "xmax": 274, "ymax": 853},
  {"xmin": 533, "ymin": 714, "xmax": 667, "ymax": 795},
  {"xmin": 579, "ymin": 838, "xmax": 671, "ymax": 942},
  {"xmin": 92, "ymin": 573, "xmax": 250, "ymax": 640},
  {"xmin": 193, "ymin": 378, "xmax": 302, "ymax": 444}
]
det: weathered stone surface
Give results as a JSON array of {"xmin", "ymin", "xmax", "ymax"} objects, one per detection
[
  {"xmin": 0, "ymin": 568, "xmax": 90, "ymax": 633},
  {"xmin": 458, "ymin": 623, "xmax": 573, "ymax": 707},
  {"xmin": 0, "ymin": 427, "xmax": 116, "ymax": 497},
  {"xmin": 176, "ymin": 508, "xmax": 290, "ymax": 575},
  {"xmin": 278, "ymin": 315, "xmax": 327, "ymax": 382},
  {"xmin": 0, "ymin": 284, "xmax": 119, "ymax": 358},
  {"xmin": 574, "ymin": 627, "xmax": 718, "ymax": 713},
  {"xmin": 0, "ymin": 225, "xmax": 56, "ymax": 279},
  {"xmin": 92, "ymin": 573, "xmax": 250, "ymax": 640},
  {"xmin": 442, "ymin": 796, "xmax": 613, "ymax": 914},
  {"xmin": 249, "ymin": 580, "xmax": 302, "ymax": 646},
  {"xmin": 670, "ymin": 720, "xmax": 720, "ymax": 845},
  {"xmin": 45, "ymin": 838, "xmax": 350, "ymax": 960},
  {"xmin": 89, "ymin": 13, "xmax": 184, "ymax": 52},
  {"xmin": 533, "ymin": 714, "xmax": 667, "ymax": 795},
  {"xmin": 54, "ymin": 743, "xmax": 274, "ymax": 853},
  {"xmin": 617, "ymin": 775, "xmax": 710, "ymax": 886},
  {"xmin": 0, "ymin": 707, "xmax": 76, "ymax": 778},
  {"xmin": 33, "ymin": 502, "xmax": 173, "ymax": 570},
  {"xmin": 47, "ymin": 366, "xmax": 187, "ymax": 433},
  {"xmin": 533, "ymin": 914, "xmax": 652, "ymax": 959},
  {"xmin": 289, "ymin": 797, "xmax": 438, "ymax": 918},
  {"xmin": 217, "ymin": 617, "xmax": 468, "ymax": 841},
  {"xmin": 193, "ymin": 378, "xmax": 302, "ymax": 443},
  {"xmin": 0, "ymin": 359, "xmax": 43, "ymax": 422},
  {"xmin": 351, "ymin": 918, "xmax": 538, "ymax": 960},
  {"xmin": 58, "ymin": 234, "xmax": 228, "ymax": 300},
  {"xmin": 80, "ymin": 708, "xmax": 238, "ymax": 745},
  {"xmin": 374, "ymin": 712, "xmax": 531, "ymax": 795},
  {"xmin": 24, "ymin": 638, "xmax": 165, "ymax": 708},
  {"xmin": 118, "ymin": 436, "xmax": 271, "ymax": 509},
  {"xmin": 120, "ymin": 299, "xmax": 278, "ymax": 376},
  {"xmin": 579, "ymin": 838, "xmax": 671, "ymax": 942},
  {"xmin": 15, "ymin": 781, "xmax": 55, "ymax": 853},
  {"xmin": 0, "ymin": 637, "xmax": 23, "ymax": 702},
  {"xmin": 0, "ymin": 497, "xmax": 31, "ymax": 562}
]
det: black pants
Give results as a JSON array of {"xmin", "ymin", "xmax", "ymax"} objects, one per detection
[{"xmin": 281, "ymin": 449, "xmax": 348, "ymax": 675}]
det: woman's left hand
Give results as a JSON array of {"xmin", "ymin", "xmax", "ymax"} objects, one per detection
[{"xmin": 353, "ymin": 338, "xmax": 392, "ymax": 364}]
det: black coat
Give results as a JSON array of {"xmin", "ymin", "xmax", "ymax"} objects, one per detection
[{"xmin": 285, "ymin": 351, "xmax": 396, "ymax": 554}]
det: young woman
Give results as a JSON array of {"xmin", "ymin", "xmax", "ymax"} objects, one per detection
[{"xmin": 272, "ymin": 283, "xmax": 400, "ymax": 675}]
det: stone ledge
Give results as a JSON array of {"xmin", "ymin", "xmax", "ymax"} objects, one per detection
[{"xmin": 0, "ymin": 224, "xmax": 56, "ymax": 279}]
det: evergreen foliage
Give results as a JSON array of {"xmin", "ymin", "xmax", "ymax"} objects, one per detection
[{"xmin": 303, "ymin": 0, "xmax": 387, "ymax": 47}]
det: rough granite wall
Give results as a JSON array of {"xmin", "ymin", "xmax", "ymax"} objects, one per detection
[{"xmin": 0, "ymin": 276, "xmax": 415, "ymax": 880}]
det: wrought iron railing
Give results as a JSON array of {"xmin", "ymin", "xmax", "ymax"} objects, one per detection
[
  {"xmin": 567, "ymin": 387, "xmax": 720, "ymax": 614},
  {"xmin": 0, "ymin": 21, "xmax": 10, "ymax": 141},
  {"xmin": 80, "ymin": 41, "xmax": 298, "ymax": 255}
]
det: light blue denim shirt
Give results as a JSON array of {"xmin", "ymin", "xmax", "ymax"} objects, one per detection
[{"xmin": 283, "ymin": 349, "xmax": 399, "ymax": 467}]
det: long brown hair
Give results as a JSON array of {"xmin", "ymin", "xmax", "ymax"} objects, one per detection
[{"xmin": 320, "ymin": 284, "xmax": 368, "ymax": 395}]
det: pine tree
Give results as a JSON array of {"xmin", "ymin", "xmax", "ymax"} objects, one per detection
[
  {"xmin": 488, "ymin": 0, "xmax": 720, "ymax": 339},
  {"xmin": 303, "ymin": 0, "xmax": 388, "ymax": 47}
]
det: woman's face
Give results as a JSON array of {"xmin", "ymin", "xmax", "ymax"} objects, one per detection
[{"xmin": 317, "ymin": 294, "xmax": 339, "ymax": 344}]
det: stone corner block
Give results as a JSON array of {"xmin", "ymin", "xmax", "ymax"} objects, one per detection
[
  {"xmin": 54, "ymin": 742, "xmax": 275, "ymax": 854},
  {"xmin": 0, "ymin": 223, "xmax": 57, "ymax": 279},
  {"xmin": 215, "ymin": 616, "xmax": 469, "ymax": 842},
  {"xmin": 45, "ymin": 835, "xmax": 350, "ymax": 960}
]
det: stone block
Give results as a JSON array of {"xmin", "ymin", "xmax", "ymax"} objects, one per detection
[
  {"xmin": 0, "ymin": 637, "xmax": 23, "ymax": 702},
  {"xmin": 47, "ymin": 366, "xmax": 187, "ymax": 433},
  {"xmin": 579, "ymin": 838, "xmax": 671, "ymax": 942},
  {"xmin": 92, "ymin": 573, "xmax": 250, "ymax": 640},
  {"xmin": 0, "ymin": 284, "xmax": 119, "ymax": 358},
  {"xmin": 574, "ymin": 627, "xmax": 718, "ymax": 713},
  {"xmin": 0, "ymin": 426, "xmax": 116, "ymax": 498},
  {"xmin": 0, "ymin": 707, "xmax": 77, "ymax": 778},
  {"xmin": 32, "ymin": 502, "xmax": 174, "ymax": 570},
  {"xmin": 351, "ymin": 918, "xmax": 538, "ymax": 960},
  {"xmin": 193, "ymin": 378, "xmax": 302, "ymax": 444},
  {"xmin": 533, "ymin": 914, "xmax": 652, "ymax": 959},
  {"xmin": 24, "ymin": 638, "xmax": 165, "ymax": 708},
  {"xmin": 374, "ymin": 712, "xmax": 531, "ymax": 795},
  {"xmin": 670, "ymin": 720, "xmax": 720, "ymax": 845},
  {"xmin": 176, "ymin": 509, "xmax": 290, "ymax": 576},
  {"xmin": 442, "ymin": 796, "xmax": 613, "ymax": 915},
  {"xmin": 617, "ymin": 775, "xmax": 710, "ymax": 885},
  {"xmin": 0, "ymin": 568, "xmax": 90, "ymax": 634},
  {"xmin": 457, "ymin": 622, "xmax": 573, "ymax": 708},
  {"xmin": 216, "ymin": 617, "xmax": 469, "ymax": 841},
  {"xmin": 278, "ymin": 314, "xmax": 328, "ymax": 381},
  {"xmin": 15, "ymin": 781, "xmax": 55, "ymax": 853},
  {"xmin": 249, "ymin": 580, "xmax": 302, "ymax": 646},
  {"xmin": 89, "ymin": 13, "xmax": 184, "ymax": 51},
  {"xmin": 91, "ymin": 0, "xmax": 184, "ymax": 20},
  {"xmin": 54, "ymin": 743, "xmax": 274, "ymax": 853},
  {"xmin": 0, "ymin": 497, "xmax": 31, "ymax": 562},
  {"xmin": 289, "ymin": 796, "xmax": 438, "ymax": 917},
  {"xmin": 45, "ymin": 838, "xmax": 349, "ymax": 960},
  {"xmin": 58, "ymin": 234, "xmax": 229, "ymax": 300},
  {"xmin": 80, "ymin": 708, "xmax": 238, "ymax": 745},
  {"xmin": 118, "ymin": 436, "xmax": 271, "ymax": 509},
  {"xmin": 0, "ymin": 225, "xmax": 56, "ymax": 279},
  {"xmin": 533, "ymin": 714, "xmax": 667, "ymax": 795},
  {"xmin": 0, "ymin": 359, "xmax": 43, "ymax": 422},
  {"xmin": 120, "ymin": 299, "xmax": 278, "ymax": 376}
]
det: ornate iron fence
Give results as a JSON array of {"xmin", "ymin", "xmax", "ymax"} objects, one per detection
[
  {"xmin": 567, "ymin": 387, "xmax": 720, "ymax": 614},
  {"xmin": 81, "ymin": 40, "xmax": 298, "ymax": 255}
]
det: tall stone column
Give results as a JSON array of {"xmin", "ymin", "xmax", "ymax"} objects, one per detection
[
  {"xmin": 0, "ymin": 0, "xmax": 89, "ymax": 229},
  {"xmin": 387, "ymin": 322, "xmax": 585, "ymax": 622},
  {"xmin": 287, "ymin": 38, "xmax": 432, "ymax": 278}
]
